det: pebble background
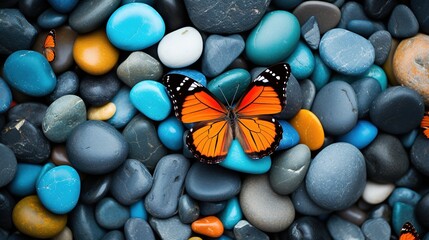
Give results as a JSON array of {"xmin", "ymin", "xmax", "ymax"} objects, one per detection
[{"xmin": 0, "ymin": 0, "xmax": 428, "ymax": 239}]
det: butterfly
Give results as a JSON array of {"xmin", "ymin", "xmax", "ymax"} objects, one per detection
[
  {"xmin": 163, "ymin": 63, "xmax": 290, "ymax": 164},
  {"xmin": 400, "ymin": 222, "xmax": 420, "ymax": 240},
  {"xmin": 421, "ymin": 111, "xmax": 429, "ymax": 139},
  {"xmin": 43, "ymin": 29, "xmax": 56, "ymax": 62}
]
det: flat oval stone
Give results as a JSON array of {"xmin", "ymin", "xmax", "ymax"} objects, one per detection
[
  {"xmin": 37, "ymin": 8, "xmax": 67, "ymax": 29},
  {"xmin": 234, "ymin": 220, "xmax": 269, "ymax": 240},
  {"xmin": 1, "ymin": 119, "xmax": 51, "ymax": 163},
  {"xmin": 157, "ymin": 116, "xmax": 184, "ymax": 151},
  {"xmin": 145, "ymin": 154, "xmax": 190, "ymax": 218},
  {"xmin": 124, "ymin": 218, "xmax": 155, "ymax": 240},
  {"xmin": 80, "ymin": 174, "xmax": 112, "ymax": 205},
  {"xmin": 0, "ymin": 144, "xmax": 17, "ymax": 187},
  {"xmin": 157, "ymin": 26, "xmax": 203, "ymax": 68},
  {"xmin": 185, "ymin": 162, "xmax": 241, "ymax": 202},
  {"xmin": 7, "ymin": 102, "xmax": 47, "ymax": 128},
  {"xmin": 337, "ymin": 120, "xmax": 378, "ymax": 149},
  {"xmin": 79, "ymin": 72, "xmax": 121, "ymax": 107},
  {"xmin": 411, "ymin": 134, "xmax": 429, "ymax": 176},
  {"xmin": 12, "ymin": 195, "xmax": 67, "ymax": 238},
  {"xmin": 37, "ymin": 166, "xmax": 80, "ymax": 214},
  {"xmin": 327, "ymin": 215, "xmax": 364, "ymax": 240},
  {"xmin": 306, "ymin": 143, "xmax": 366, "ymax": 210},
  {"xmin": 122, "ymin": 114, "xmax": 168, "ymax": 170},
  {"xmin": 362, "ymin": 181, "xmax": 395, "ymax": 205},
  {"xmin": 245, "ymin": 10, "xmax": 300, "ymax": 65},
  {"xmin": 289, "ymin": 109, "xmax": 324, "ymax": 151},
  {"xmin": 87, "ymin": 102, "xmax": 116, "ymax": 121},
  {"xmin": 108, "ymin": 87, "xmax": 137, "ymax": 129},
  {"xmin": 319, "ymin": 28, "xmax": 374, "ymax": 75},
  {"xmin": 369, "ymin": 30, "xmax": 392, "ymax": 66},
  {"xmin": 117, "ymin": 51, "xmax": 163, "ymax": 87},
  {"xmin": 42, "ymin": 95, "xmax": 86, "ymax": 143},
  {"xmin": 69, "ymin": 0, "xmax": 120, "ymax": 33},
  {"xmin": 7, "ymin": 163, "xmax": 42, "ymax": 197},
  {"xmin": 73, "ymin": 29, "xmax": 119, "ymax": 75},
  {"xmin": 388, "ymin": 4, "xmax": 419, "ymax": 38},
  {"xmin": 3, "ymin": 50, "xmax": 56, "ymax": 96},
  {"xmin": 49, "ymin": 71, "xmax": 79, "ymax": 102},
  {"xmin": 393, "ymin": 34, "xmax": 429, "ymax": 105},
  {"xmin": 154, "ymin": 0, "xmax": 190, "ymax": 33},
  {"xmin": 95, "ymin": 197, "xmax": 130, "ymax": 229},
  {"xmin": 361, "ymin": 218, "xmax": 391, "ymax": 240},
  {"xmin": 285, "ymin": 41, "xmax": 315, "ymax": 80},
  {"xmin": 363, "ymin": 133, "xmax": 409, "ymax": 183},
  {"xmin": 286, "ymin": 216, "xmax": 331, "ymax": 240},
  {"xmin": 111, "ymin": 159, "xmax": 153, "ymax": 205},
  {"xmin": 178, "ymin": 194, "xmax": 199, "ymax": 224},
  {"xmin": 311, "ymin": 81, "xmax": 358, "ymax": 135},
  {"xmin": 67, "ymin": 120, "xmax": 129, "ymax": 174},
  {"xmin": 0, "ymin": 77, "xmax": 12, "ymax": 113},
  {"xmin": 311, "ymin": 54, "xmax": 331, "ymax": 90},
  {"xmin": 207, "ymin": 68, "xmax": 251, "ymax": 105},
  {"xmin": 69, "ymin": 204, "xmax": 106, "ymax": 240},
  {"xmin": 0, "ymin": 189, "xmax": 15, "ymax": 230},
  {"xmin": 107, "ymin": 3, "xmax": 165, "ymax": 51},
  {"xmin": 351, "ymin": 77, "xmax": 382, "ymax": 118},
  {"xmin": 218, "ymin": 197, "xmax": 242, "ymax": 230},
  {"xmin": 370, "ymin": 86, "xmax": 424, "ymax": 135},
  {"xmin": 269, "ymin": 144, "xmax": 311, "ymax": 195},
  {"xmin": 240, "ymin": 174, "xmax": 295, "ymax": 232},
  {"xmin": 149, "ymin": 216, "xmax": 192, "ymax": 240},
  {"xmin": 293, "ymin": 1, "xmax": 341, "ymax": 34}
]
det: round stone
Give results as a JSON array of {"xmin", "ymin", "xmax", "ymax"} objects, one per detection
[
  {"xmin": 306, "ymin": 143, "xmax": 366, "ymax": 210},
  {"xmin": 7, "ymin": 163, "xmax": 42, "ymax": 197},
  {"xmin": 79, "ymin": 72, "xmax": 121, "ymax": 107},
  {"xmin": 178, "ymin": 194, "xmax": 199, "ymax": 224},
  {"xmin": 49, "ymin": 71, "xmax": 79, "ymax": 102},
  {"xmin": 369, "ymin": 30, "xmax": 392, "ymax": 66},
  {"xmin": 362, "ymin": 181, "xmax": 395, "ymax": 205},
  {"xmin": 66, "ymin": 120, "xmax": 129, "ymax": 175},
  {"xmin": 157, "ymin": 116, "xmax": 184, "ymax": 151},
  {"xmin": 37, "ymin": 9, "xmax": 67, "ymax": 32},
  {"xmin": 107, "ymin": 3, "xmax": 165, "ymax": 51},
  {"xmin": 388, "ymin": 4, "xmax": 419, "ymax": 38},
  {"xmin": 191, "ymin": 216, "xmax": 224, "ymax": 238},
  {"xmin": 293, "ymin": 1, "xmax": 341, "ymax": 34},
  {"xmin": 289, "ymin": 109, "xmax": 324, "ymax": 151},
  {"xmin": 327, "ymin": 215, "xmax": 364, "ymax": 240},
  {"xmin": 69, "ymin": 0, "xmax": 120, "ymax": 33},
  {"xmin": 240, "ymin": 174, "xmax": 295, "ymax": 232},
  {"xmin": 47, "ymin": 0, "xmax": 78, "ymax": 13},
  {"xmin": 117, "ymin": 51, "xmax": 163, "ymax": 87},
  {"xmin": 95, "ymin": 197, "xmax": 130, "ymax": 229},
  {"xmin": 0, "ymin": 143, "xmax": 17, "ymax": 187},
  {"xmin": 411, "ymin": 134, "xmax": 429, "ymax": 176},
  {"xmin": 87, "ymin": 102, "xmax": 116, "ymax": 121}
]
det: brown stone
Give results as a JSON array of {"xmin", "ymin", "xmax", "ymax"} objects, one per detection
[
  {"xmin": 51, "ymin": 144, "xmax": 71, "ymax": 166},
  {"xmin": 382, "ymin": 38, "xmax": 399, "ymax": 86}
]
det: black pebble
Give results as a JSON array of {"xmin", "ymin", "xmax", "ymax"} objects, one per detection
[
  {"xmin": 7, "ymin": 102, "xmax": 48, "ymax": 128},
  {"xmin": 49, "ymin": 71, "xmax": 80, "ymax": 102},
  {"xmin": 285, "ymin": 216, "xmax": 331, "ymax": 240},
  {"xmin": 79, "ymin": 72, "xmax": 122, "ymax": 106},
  {"xmin": 80, "ymin": 174, "xmax": 112, "ymax": 205}
]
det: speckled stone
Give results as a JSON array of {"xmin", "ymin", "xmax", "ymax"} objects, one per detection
[{"xmin": 117, "ymin": 51, "xmax": 163, "ymax": 87}]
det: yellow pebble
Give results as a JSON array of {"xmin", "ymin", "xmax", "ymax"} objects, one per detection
[
  {"xmin": 87, "ymin": 102, "xmax": 117, "ymax": 120},
  {"xmin": 189, "ymin": 237, "xmax": 203, "ymax": 240},
  {"xmin": 12, "ymin": 195, "xmax": 67, "ymax": 238},
  {"xmin": 289, "ymin": 109, "xmax": 324, "ymax": 151},
  {"xmin": 73, "ymin": 29, "xmax": 119, "ymax": 75}
]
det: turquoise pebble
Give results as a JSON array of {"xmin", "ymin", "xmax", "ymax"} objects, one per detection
[
  {"xmin": 108, "ymin": 86, "xmax": 137, "ymax": 128},
  {"xmin": 337, "ymin": 120, "xmax": 378, "ymax": 149},
  {"xmin": 392, "ymin": 202, "xmax": 421, "ymax": 236},
  {"xmin": 207, "ymin": 68, "xmax": 251, "ymax": 105},
  {"xmin": 37, "ymin": 8, "xmax": 67, "ymax": 29},
  {"xmin": 168, "ymin": 69, "xmax": 207, "ymax": 87},
  {"xmin": 3, "ymin": 50, "xmax": 56, "ymax": 97},
  {"xmin": 388, "ymin": 187, "xmax": 421, "ymax": 207},
  {"xmin": 219, "ymin": 140, "xmax": 271, "ymax": 174},
  {"xmin": 246, "ymin": 10, "xmax": 300, "ymax": 65},
  {"xmin": 347, "ymin": 20, "xmax": 375, "ymax": 38},
  {"xmin": 218, "ymin": 236, "xmax": 233, "ymax": 240},
  {"xmin": 273, "ymin": 0, "xmax": 302, "ymax": 9},
  {"xmin": 285, "ymin": 41, "xmax": 315, "ymax": 79},
  {"xmin": 130, "ymin": 199, "xmax": 148, "ymax": 220},
  {"xmin": 8, "ymin": 163, "xmax": 43, "ymax": 197},
  {"xmin": 158, "ymin": 116, "xmax": 184, "ymax": 151},
  {"xmin": 0, "ymin": 77, "xmax": 12, "ymax": 113},
  {"xmin": 37, "ymin": 166, "xmax": 81, "ymax": 214},
  {"xmin": 47, "ymin": 0, "xmax": 79, "ymax": 13},
  {"xmin": 130, "ymin": 80, "xmax": 171, "ymax": 121},
  {"xmin": 311, "ymin": 54, "xmax": 331, "ymax": 90},
  {"xmin": 122, "ymin": 0, "xmax": 154, "ymax": 5},
  {"xmin": 218, "ymin": 197, "xmax": 242, "ymax": 230},
  {"xmin": 401, "ymin": 129, "xmax": 419, "ymax": 148},
  {"xmin": 278, "ymin": 120, "xmax": 300, "ymax": 150},
  {"xmin": 106, "ymin": 3, "xmax": 165, "ymax": 51},
  {"xmin": 36, "ymin": 162, "xmax": 55, "ymax": 186},
  {"xmin": 359, "ymin": 65, "xmax": 388, "ymax": 91}
]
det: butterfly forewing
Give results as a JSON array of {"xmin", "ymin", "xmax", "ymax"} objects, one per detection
[
  {"xmin": 43, "ymin": 29, "xmax": 56, "ymax": 62},
  {"xmin": 421, "ymin": 112, "xmax": 429, "ymax": 138},
  {"xmin": 400, "ymin": 222, "xmax": 419, "ymax": 240}
]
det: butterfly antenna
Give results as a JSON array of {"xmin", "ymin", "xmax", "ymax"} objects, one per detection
[
  {"xmin": 231, "ymin": 83, "xmax": 240, "ymax": 105},
  {"xmin": 218, "ymin": 85, "xmax": 232, "ymax": 108}
]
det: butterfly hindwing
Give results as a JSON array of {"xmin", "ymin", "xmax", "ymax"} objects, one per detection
[
  {"xmin": 400, "ymin": 222, "xmax": 419, "ymax": 240},
  {"xmin": 421, "ymin": 111, "xmax": 429, "ymax": 138},
  {"xmin": 43, "ymin": 29, "xmax": 56, "ymax": 62}
]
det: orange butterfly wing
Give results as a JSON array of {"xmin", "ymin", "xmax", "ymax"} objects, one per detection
[
  {"xmin": 421, "ymin": 112, "xmax": 429, "ymax": 138},
  {"xmin": 400, "ymin": 222, "xmax": 419, "ymax": 240},
  {"xmin": 43, "ymin": 30, "xmax": 56, "ymax": 62}
]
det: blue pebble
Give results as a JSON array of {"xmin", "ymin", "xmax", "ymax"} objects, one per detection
[
  {"xmin": 3, "ymin": 50, "xmax": 56, "ymax": 97},
  {"xmin": 130, "ymin": 80, "xmax": 171, "ymax": 121},
  {"xmin": 360, "ymin": 65, "xmax": 387, "ymax": 91},
  {"xmin": 130, "ymin": 199, "xmax": 148, "ymax": 220},
  {"xmin": 319, "ymin": 28, "xmax": 374, "ymax": 75},
  {"xmin": 168, "ymin": 69, "xmax": 207, "ymax": 87},
  {"xmin": 286, "ymin": 41, "xmax": 315, "ymax": 79},
  {"xmin": 37, "ymin": 8, "xmax": 67, "ymax": 29},
  {"xmin": 36, "ymin": 162, "xmax": 55, "ymax": 186},
  {"xmin": 122, "ymin": 0, "xmax": 154, "ymax": 5},
  {"xmin": 388, "ymin": 187, "xmax": 421, "ymax": 207},
  {"xmin": 277, "ymin": 120, "xmax": 300, "ymax": 150},
  {"xmin": 0, "ymin": 77, "xmax": 12, "ymax": 113},
  {"xmin": 219, "ymin": 140, "xmax": 271, "ymax": 174},
  {"xmin": 337, "ymin": 120, "xmax": 378, "ymax": 149},
  {"xmin": 158, "ymin": 116, "xmax": 184, "ymax": 151},
  {"xmin": 311, "ymin": 54, "xmax": 331, "ymax": 90},
  {"xmin": 47, "ymin": 0, "xmax": 79, "ymax": 13},
  {"xmin": 37, "ymin": 165, "xmax": 81, "ymax": 214},
  {"xmin": 401, "ymin": 129, "xmax": 419, "ymax": 148},
  {"xmin": 108, "ymin": 86, "xmax": 137, "ymax": 128},
  {"xmin": 347, "ymin": 20, "xmax": 376, "ymax": 38},
  {"xmin": 218, "ymin": 197, "xmax": 242, "ymax": 230},
  {"xmin": 8, "ymin": 163, "xmax": 43, "ymax": 197},
  {"xmin": 392, "ymin": 202, "xmax": 421, "ymax": 236},
  {"xmin": 107, "ymin": 3, "xmax": 165, "ymax": 51}
]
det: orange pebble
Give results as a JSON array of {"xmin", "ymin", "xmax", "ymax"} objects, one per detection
[
  {"xmin": 191, "ymin": 216, "xmax": 224, "ymax": 238},
  {"xmin": 289, "ymin": 109, "xmax": 324, "ymax": 151}
]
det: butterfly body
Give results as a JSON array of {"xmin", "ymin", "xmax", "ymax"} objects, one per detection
[{"xmin": 164, "ymin": 63, "xmax": 290, "ymax": 164}]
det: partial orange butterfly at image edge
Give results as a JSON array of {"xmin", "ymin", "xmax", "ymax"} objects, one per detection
[
  {"xmin": 400, "ymin": 222, "xmax": 420, "ymax": 240},
  {"xmin": 43, "ymin": 29, "xmax": 56, "ymax": 62}
]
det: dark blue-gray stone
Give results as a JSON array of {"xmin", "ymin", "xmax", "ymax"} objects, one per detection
[
  {"xmin": 299, "ymin": 79, "xmax": 316, "ymax": 110},
  {"xmin": 70, "ymin": 204, "xmax": 106, "ymax": 240},
  {"xmin": 102, "ymin": 230, "xmax": 125, "ymax": 240},
  {"xmin": 301, "ymin": 16, "xmax": 320, "ymax": 50},
  {"xmin": 0, "ymin": 144, "xmax": 17, "ymax": 188},
  {"xmin": 338, "ymin": 1, "xmax": 369, "ymax": 28},
  {"xmin": 79, "ymin": 72, "xmax": 121, "ymax": 106},
  {"xmin": 327, "ymin": 215, "xmax": 365, "ymax": 240},
  {"xmin": 49, "ymin": 71, "xmax": 80, "ymax": 102},
  {"xmin": 202, "ymin": 34, "xmax": 245, "ymax": 77},
  {"xmin": 388, "ymin": 4, "xmax": 419, "ymax": 38},
  {"xmin": 291, "ymin": 183, "xmax": 331, "ymax": 216},
  {"xmin": 363, "ymin": 133, "xmax": 409, "ymax": 183},
  {"xmin": 311, "ymin": 81, "xmax": 358, "ymax": 135},
  {"xmin": 276, "ymin": 74, "xmax": 302, "ymax": 119},
  {"xmin": 149, "ymin": 216, "xmax": 192, "ymax": 240},
  {"xmin": 184, "ymin": 0, "xmax": 270, "ymax": 34},
  {"xmin": 416, "ymin": 192, "xmax": 429, "ymax": 229},
  {"xmin": 7, "ymin": 102, "xmax": 48, "ymax": 128},
  {"xmin": 199, "ymin": 201, "xmax": 226, "ymax": 216},
  {"xmin": 145, "ymin": 154, "xmax": 190, "ymax": 218},
  {"xmin": 19, "ymin": 0, "xmax": 49, "ymax": 18},
  {"xmin": 37, "ymin": 8, "xmax": 68, "ymax": 29},
  {"xmin": 0, "ymin": 189, "xmax": 15, "ymax": 230},
  {"xmin": 364, "ymin": 0, "xmax": 398, "ymax": 19},
  {"xmin": 411, "ymin": 134, "xmax": 429, "ymax": 177},
  {"xmin": 185, "ymin": 162, "xmax": 241, "ymax": 202},
  {"xmin": 396, "ymin": 167, "xmax": 423, "ymax": 189},
  {"xmin": 125, "ymin": 218, "xmax": 155, "ymax": 240},
  {"xmin": 0, "ymin": 228, "xmax": 8, "ymax": 239},
  {"xmin": 155, "ymin": 0, "xmax": 191, "ymax": 33},
  {"xmin": 286, "ymin": 216, "xmax": 331, "ymax": 240},
  {"xmin": 410, "ymin": 0, "xmax": 429, "ymax": 34},
  {"xmin": 0, "ymin": 9, "xmax": 37, "ymax": 55},
  {"xmin": 95, "ymin": 197, "xmax": 130, "ymax": 229},
  {"xmin": 111, "ymin": 159, "xmax": 153, "ymax": 205},
  {"xmin": 122, "ymin": 114, "xmax": 168, "ymax": 170},
  {"xmin": 368, "ymin": 203, "xmax": 391, "ymax": 222},
  {"xmin": 347, "ymin": 20, "xmax": 376, "ymax": 38},
  {"xmin": 351, "ymin": 77, "xmax": 382, "ymax": 118},
  {"xmin": 233, "ymin": 220, "xmax": 269, "ymax": 240},
  {"xmin": 80, "ymin": 174, "xmax": 112, "ymax": 204},
  {"xmin": 178, "ymin": 194, "xmax": 199, "ymax": 224},
  {"xmin": 368, "ymin": 30, "xmax": 392, "ymax": 66},
  {"xmin": 370, "ymin": 86, "xmax": 424, "ymax": 135}
]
